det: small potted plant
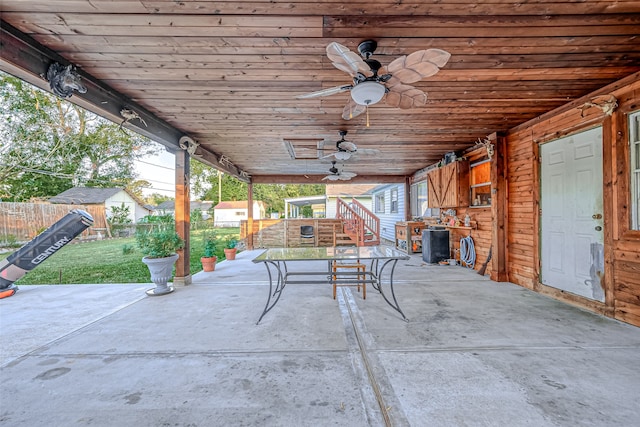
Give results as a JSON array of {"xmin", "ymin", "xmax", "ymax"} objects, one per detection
[
  {"xmin": 136, "ymin": 225, "xmax": 184, "ymax": 296},
  {"xmin": 201, "ymin": 234, "xmax": 218, "ymax": 272},
  {"xmin": 223, "ymin": 236, "xmax": 238, "ymax": 261}
]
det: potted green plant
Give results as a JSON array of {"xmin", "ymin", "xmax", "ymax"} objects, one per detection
[
  {"xmin": 201, "ymin": 234, "xmax": 218, "ymax": 272},
  {"xmin": 135, "ymin": 225, "xmax": 184, "ymax": 296},
  {"xmin": 223, "ymin": 236, "xmax": 238, "ymax": 261}
]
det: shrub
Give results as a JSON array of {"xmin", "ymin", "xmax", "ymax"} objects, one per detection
[{"xmin": 135, "ymin": 225, "xmax": 184, "ymax": 258}]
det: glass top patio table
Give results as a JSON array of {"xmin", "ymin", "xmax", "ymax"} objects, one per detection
[
  {"xmin": 251, "ymin": 245, "xmax": 410, "ymax": 263},
  {"xmin": 251, "ymin": 246, "xmax": 410, "ymax": 324}
]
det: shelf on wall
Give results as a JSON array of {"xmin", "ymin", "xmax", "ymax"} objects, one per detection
[{"xmin": 443, "ymin": 220, "xmax": 477, "ymax": 230}]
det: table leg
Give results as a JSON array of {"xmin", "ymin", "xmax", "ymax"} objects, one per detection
[
  {"xmin": 374, "ymin": 259, "xmax": 408, "ymax": 321},
  {"xmin": 256, "ymin": 260, "xmax": 286, "ymax": 324}
]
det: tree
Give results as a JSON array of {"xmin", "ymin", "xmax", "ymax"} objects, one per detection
[
  {"xmin": 0, "ymin": 72, "xmax": 159, "ymax": 201},
  {"xmin": 126, "ymin": 180, "xmax": 153, "ymax": 200},
  {"xmin": 145, "ymin": 193, "xmax": 173, "ymax": 206},
  {"xmin": 189, "ymin": 160, "xmax": 324, "ymax": 214}
]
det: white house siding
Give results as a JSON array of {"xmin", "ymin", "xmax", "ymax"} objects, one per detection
[
  {"xmin": 214, "ymin": 208, "xmax": 247, "ymax": 227},
  {"xmin": 105, "ymin": 192, "xmax": 147, "ymax": 223},
  {"xmin": 372, "ymin": 184, "xmax": 405, "ymax": 243},
  {"xmin": 214, "ymin": 201, "xmax": 266, "ymax": 227},
  {"xmin": 326, "ymin": 196, "xmax": 373, "ymax": 219}
]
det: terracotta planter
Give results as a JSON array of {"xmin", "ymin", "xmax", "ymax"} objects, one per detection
[
  {"xmin": 201, "ymin": 256, "xmax": 217, "ymax": 272},
  {"xmin": 224, "ymin": 248, "xmax": 237, "ymax": 260},
  {"xmin": 142, "ymin": 253, "xmax": 179, "ymax": 296}
]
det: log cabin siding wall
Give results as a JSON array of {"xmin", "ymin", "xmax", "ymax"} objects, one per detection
[
  {"xmin": 504, "ymin": 133, "xmax": 538, "ymax": 289},
  {"xmin": 423, "ymin": 148, "xmax": 493, "ymax": 273},
  {"xmin": 504, "ymin": 73, "xmax": 640, "ymax": 326}
]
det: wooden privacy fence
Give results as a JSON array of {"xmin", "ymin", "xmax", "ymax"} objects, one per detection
[
  {"xmin": 241, "ymin": 218, "xmax": 343, "ymax": 248},
  {"xmin": 0, "ymin": 202, "xmax": 108, "ymax": 243}
]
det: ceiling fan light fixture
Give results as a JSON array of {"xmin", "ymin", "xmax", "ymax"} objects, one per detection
[
  {"xmin": 334, "ymin": 151, "xmax": 351, "ymax": 160},
  {"xmin": 350, "ymin": 81, "xmax": 386, "ymax": 106}
]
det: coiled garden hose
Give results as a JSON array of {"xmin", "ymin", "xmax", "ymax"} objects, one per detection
[{"xmin": 460, "ymin": 235, "xmax": 476, "ymax": 269}]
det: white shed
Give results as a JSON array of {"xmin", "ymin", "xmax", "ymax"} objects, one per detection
[{"xmin": 48, "ymin": 187, "xmax": 151, "ymax": 223}]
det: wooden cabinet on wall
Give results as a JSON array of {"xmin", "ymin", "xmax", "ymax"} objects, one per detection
[{"xmin": 427, "ymin": 160, "xmax": 470, "ymax": 208}]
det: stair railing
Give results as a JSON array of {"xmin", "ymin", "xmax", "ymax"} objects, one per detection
[
  {"xmin": 336, "ymin": 198, "xmax": 380, "ymax": 246},
  {"xmin": 350, "ymin": 198, "xmax": 380, "ymax": 244}
]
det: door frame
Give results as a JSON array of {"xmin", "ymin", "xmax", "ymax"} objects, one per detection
[{"xmin": 535, "ymin": 124, "xmax": 613, "ymax": 312}]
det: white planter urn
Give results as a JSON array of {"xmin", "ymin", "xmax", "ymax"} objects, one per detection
[{"xmin": 142, "ymin": 253, "xmax": 179, "ymax": 296}]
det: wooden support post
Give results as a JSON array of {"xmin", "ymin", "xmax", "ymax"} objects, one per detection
[
  {"xmin": 404, "ymin": 176, "xmax": 411, "ymax": 221},
  {"xmin": 247, "ymin": 183, "xmax": 254, "ymax": 250},
  {"xmin": 490, "ymin": 132, "xmax": 509, "ymax": 281},
  {"xmin": 174, "ymin": 150, "xmax": 191, "ymax": 285}
]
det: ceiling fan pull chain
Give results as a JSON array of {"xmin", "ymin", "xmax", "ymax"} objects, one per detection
[{"xmin": 366, "ymin": 104, "xmax": 370, "ymax": 127}]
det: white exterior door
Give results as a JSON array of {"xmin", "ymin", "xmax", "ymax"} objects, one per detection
[{"xmin": 540, "ymin": 127, "xmax": 604, "ymax": 301}]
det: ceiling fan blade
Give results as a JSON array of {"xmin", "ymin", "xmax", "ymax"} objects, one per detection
[
  {"xmin": 320, "ymin": 151, "xmax": 339, "ymax": 159},
  {"xmin": 337, "ymin": 140, "xmax": 357, "ymax": 152},
  {"xmin": 384, "ymin": 48, "xmax": 451, "ymax": 84},
  {"xmin": 323, "ymin": 174, "xmax": 340, "ymax": 181},
  {"xmin": 341, "ymin": 99, "xmax": 367, "ymax": 120},
  {"xmin": 296, "ymin": 85, "xmax": 352, "ymax": 99},
  {"xmin": 338, "ymin": 171, "xmax": 357, "ymax": 180},
  {"xmin": 385, "ymin": 84, "xmax": 428, "ymax": 109},
  {"xmin": 326, "ymin": 42, "xmax": 373, "ymax": 78}
]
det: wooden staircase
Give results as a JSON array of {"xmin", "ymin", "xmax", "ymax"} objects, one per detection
[{"xmin": 335, "ymin": 198, "xmax": 380, "ymax": 246}]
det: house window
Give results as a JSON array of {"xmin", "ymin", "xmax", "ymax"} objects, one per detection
[
  {"xmin": 630, "ymin": 110, "xmax": 640, "ymax": 230},
  {"xmin": 375, "ymin": 193, "xmax": 385, "ymax": 213},
  {"xmin": 411, "ymin": 181, "xmax": 434, "ymax": 217},
  {"xmin": 390, "ymin": 188, "xmax": 398, "ymax": 213},
  {"xmin": 470, "ymin": 159, "xmax": 491, "ymax": 207}
]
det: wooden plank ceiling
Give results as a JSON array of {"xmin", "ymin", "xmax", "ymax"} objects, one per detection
[{"xmin": 1, "ymin": 1, "xmax": 640, "ymax": 184}]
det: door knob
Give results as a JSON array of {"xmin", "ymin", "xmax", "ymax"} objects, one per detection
[
  {"xmin": 592, "ymin": 213, "xmax": 602, "ymax": 219},
  {"xmin": 595, "ymin": 226, "xmax": 602, "ymax": 231}
]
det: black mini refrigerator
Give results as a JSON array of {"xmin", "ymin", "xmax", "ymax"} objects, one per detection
[{"xmin": 422, "ymin": 227, "xmax": 450, "ymax": 263}]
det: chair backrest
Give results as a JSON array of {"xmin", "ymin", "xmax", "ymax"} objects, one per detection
[{"xmin": 300, "ymin": 225, "xmax": 314, "ymax": 237}]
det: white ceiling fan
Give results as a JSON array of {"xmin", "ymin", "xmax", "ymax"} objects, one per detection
[
  {"xmin": 322, "ymin": 161, "xmax": 357, "ymax": 181},
  {"xmin": 296, "ymin": 40, "xmax": 450, "ymax": 123},
  {"xmin": 320, "ymin": 130, "xmax": 380, "ymax": 160}
]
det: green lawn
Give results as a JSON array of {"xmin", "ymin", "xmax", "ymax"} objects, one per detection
[{"xmin": 1, "ymin": 228, "xmax": 240, "ymax": 285}]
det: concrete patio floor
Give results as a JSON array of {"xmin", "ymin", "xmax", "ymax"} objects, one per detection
[{"xmin": 1, "ymin": 248, "xmax": 639, "ymax": 427}]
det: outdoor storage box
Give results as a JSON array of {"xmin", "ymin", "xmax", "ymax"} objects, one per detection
[{"xmin": 422, "ymin": 227, "xmax": 450, "ymax": 263}]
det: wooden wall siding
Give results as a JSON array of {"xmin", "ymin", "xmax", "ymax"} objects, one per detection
[
  {"xmin": 610, "ymin": 86, "xmax": 640, "ymax": 326},
  {"xmin": 503, "ymin": 133, "xmax": 538, "ymax": 289},
  {"xmin": 449, "ymin": 207, "xmax": 492, "ymax": 273},
  {"xmin": 454, "ymin": 148, "xmax": 493, "ymax": 273},
  {"xmin": 504, "ymin": 74, "xmax": 640, "ymax": 326},
  {"xmin": 241, "ymin": 219, "xmax": 342, "ymax": 248},
  {"xmin": 422, "ymin": 147, "xmax": 493, "ymax": 273},
  {"xmin": 0, "ymin": 203, "xmax": 108, "ymax": 241}
]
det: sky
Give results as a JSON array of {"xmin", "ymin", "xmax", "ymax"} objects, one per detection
[{"xmin": 134, "ymin": 147, "xmax": 175, "ymax": 197}]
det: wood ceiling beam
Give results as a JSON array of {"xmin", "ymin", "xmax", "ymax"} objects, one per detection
[
  {"xmin": 251, "ymin": 175, "xmax": 407, "ymax": 185},
  {"xmin": 0, "ymin": 21, "xmax": 249, "ymax": 182}
]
